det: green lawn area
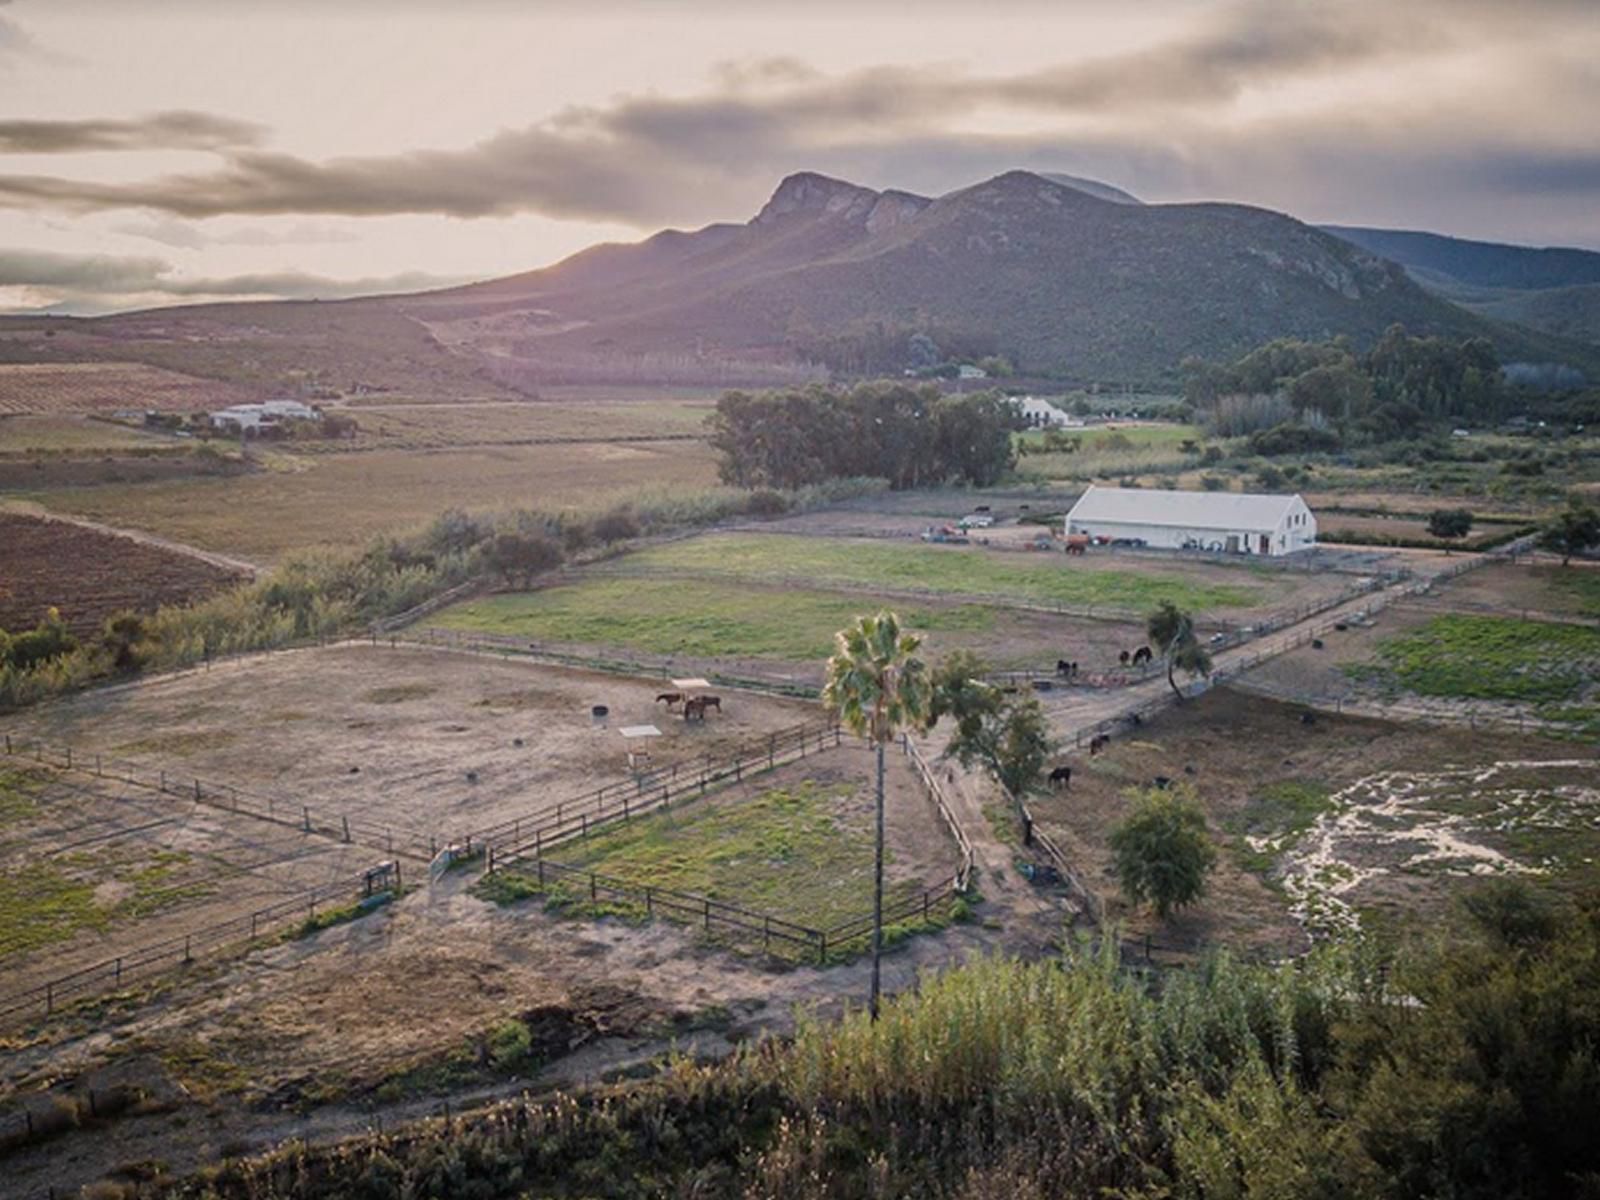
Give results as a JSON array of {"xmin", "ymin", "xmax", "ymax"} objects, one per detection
[
  {"xmin": 1350, "ymin": 614, "xmax": 1600, "ymax": 704},
  {"xmin": 433, "ymin": 577, "xmax": 993, "ymax": 660},
  {"xmin": 1549, "ymin": 568, "xmax": 1600, "ymax": 617},
  {"xmin": 483, "ymin": 780, "xmax": 926, "ymax": 935},
  {"xmin": 611, "ymin": 533, "xmax": 1263, "ymax": 612}
]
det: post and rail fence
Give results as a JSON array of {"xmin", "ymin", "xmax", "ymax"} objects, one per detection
[{"xmin": 0, "ymin": 870, "xmax": 389, "ymax": 1028}]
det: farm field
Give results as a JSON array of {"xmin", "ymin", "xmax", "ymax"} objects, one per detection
[
  {"xmin": 1028, "ymin": 688, "xmax": 1600, "ymax": 951},
  {"xmin": 0, "ymin": 415, "xmax": 178, "ymax": 454},
  {"xmin": 430, "ymin": 577, "xmax": 1150, "ymax": 678},
  {"xmin": 339, "ymin": 399, "xmax": 713, "ymax": 448},
  {"xmin": 21, "ymin": 439, "xmax": 720, "ymax": 561},
  {"xmin": 597, "ymin": 532, "xmax": 1298, "ymax": 617},
  {"xmin": 1413, "ymin": 558, "xmax": 1600, "ymax": 618},
  {"xmin": 1243, "ymin": 599, "xmax": 1600, "ymax": 738},
  {"xmin": 0, "ymin": 512, "xmax": 248, "ymax": 637},
  {"xmin": 489, "ymin": 745, "xmax": 954, "ymax": 941},
  {"xmin": 1315, "ymin": 509, "xmax": 1532, "ymax": 548},
  {"xmin": 0, "ymin": 762, "xmax": 375, "ymax": 999},
  {"xmin": 0, "ymin": 362, "xmax": 257, "ymax": 415},
  {"xmin": 0, "ymin": 643, "xmax": 819, "ymax": 849}
]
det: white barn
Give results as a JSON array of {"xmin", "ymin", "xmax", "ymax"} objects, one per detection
[{"xmin": 1065, "ymin": 485, "xmax": 1317, "ymax": 556}]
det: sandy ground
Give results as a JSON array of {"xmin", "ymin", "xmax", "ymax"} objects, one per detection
[{"xmin": 3, "ymin": 644, "xmax": 821, "ymax": 851}]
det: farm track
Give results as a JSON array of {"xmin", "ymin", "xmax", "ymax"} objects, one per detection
[{"xmin": 1, "ymin": 502, "xmax": 263, "ymax": 578}]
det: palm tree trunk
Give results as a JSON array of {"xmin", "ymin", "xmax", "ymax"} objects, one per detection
[{"xmin": 870, "ymin": 737, "xmax": 885, "ymax": 1022}]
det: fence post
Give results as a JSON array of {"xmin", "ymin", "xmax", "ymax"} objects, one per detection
[
  {"xmin": 341, "ymin": 815, "xmax": 351, "ymax": 843},
  {"xmin": 538, "ymin": 859, "xmax": 545, "ymax": 886},
  {"xmin": 303, "ymin": 806, "xmax": 311, "ymax": 832},
  {"xmin": 590, "ymin": 872, "xmax": 597, "ymax": 902},
  {"xmin": 160, "ymin": 771, "xmax": 167, "ymax": 793},
  {"xmin": 184, "ymin": 935, "xmax": 192, "ymax": 963},
  {"xmin": 115, "ymin": 956, "xmax": 122, "ymax": 984},
  {"xmin": 646, "ymin": 887, "xmax": 653, "ymax": 917},
  {"xmin": 194, "ymin": 778, "xmax": 201, "ymax": 801}
]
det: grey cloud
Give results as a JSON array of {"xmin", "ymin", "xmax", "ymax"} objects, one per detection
[
  {"xmin": 0, "ymin": 247, "xmax": 460, "ymax": 309},
  {"xmin": 0, "ymin": 0, "xmax": 1592, "ymax": 235},
  {"xmin": 112, "ymin": 216, "xmax": 360, "ymax": 249},
  {"xmin": 0, "ymin": 111, "xmax": 265, "ymax": 154}
]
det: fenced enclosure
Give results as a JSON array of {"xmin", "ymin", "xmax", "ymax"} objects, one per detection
[
  {"xmin": 0, "ymin": 869, "xmax": 392, "ymax": 1028},
  {"xmin": 2, "ymin": 734, "xmax": 438, "ymax": 861},
  {"xmin": 483, "ymin": 735, "xmax": 972, "ymax": 963}
]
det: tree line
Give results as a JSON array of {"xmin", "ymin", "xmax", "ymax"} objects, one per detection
[
  {"xmin": 1181, "ymin": 324, "xmax": 1509, "ymax": 443},
  {"xmin": 707, "ymin": 381, "xmax": 1020, "ymax": 490}
]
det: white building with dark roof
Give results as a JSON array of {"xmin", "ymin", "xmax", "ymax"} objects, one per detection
[{"xmin": 1065, "ymin": 485, "xmax": 1316, "ymax": 556}]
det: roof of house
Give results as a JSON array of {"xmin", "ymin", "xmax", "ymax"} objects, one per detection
[{"xmin": 1066, "ymin": 485, "xmax": 1306, "ymax": 532}]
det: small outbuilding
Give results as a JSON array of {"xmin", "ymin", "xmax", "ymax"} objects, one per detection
[{"xmin": 1064, "ymin": 485, "xmax": 1316, "ymax": 556}]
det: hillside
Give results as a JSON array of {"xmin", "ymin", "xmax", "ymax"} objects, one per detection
[
  {"xmin": 1323, "ymin": 225, "xmax": 1600, "ymax": 347},
  {"xmin": 405, "ymin": 170, "xmax": 1579, "ymax": 385},
  {"xmin": 2, "ymin": 172, "xmax": 1594, "ymax": 393}
]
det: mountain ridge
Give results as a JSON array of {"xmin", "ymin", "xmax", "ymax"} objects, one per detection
[{"xmin": 4, "ymin": 169, "xmax": 1596, "ymax": 391}]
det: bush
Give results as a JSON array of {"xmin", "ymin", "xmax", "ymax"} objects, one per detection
[
  {"xmin": 591, "ymin": 509, "xmax": 641, "ymax": 544},
  {"xmin": 1108, "ymin": 785, "xmax": 1217, "ymax": 918},
  {"xmin": 745, "ymin": 489, "xmax": 790, "ymax": 517}
]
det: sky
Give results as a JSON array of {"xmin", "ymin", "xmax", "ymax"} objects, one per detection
[{"xmin": 1, "ymin": 0, "xmax": 1598, "ymax": 313}]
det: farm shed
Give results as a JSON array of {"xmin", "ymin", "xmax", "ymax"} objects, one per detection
[{"xmin": 1065, "ymin": 485, "xmax": 1317, "ymax": 556}]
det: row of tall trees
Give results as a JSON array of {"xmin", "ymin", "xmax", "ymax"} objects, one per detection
[
  {"xmin": 1181, "ymin": 325, "xmax": 1510, "ymax": 440},
  {"xmin": 708, "ymin": 382, "xmax": 1020, "ymax": 490}
]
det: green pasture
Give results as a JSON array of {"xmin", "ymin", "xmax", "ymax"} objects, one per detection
[
  {"xmin": 480, "ymin": 780, "xmax": 932, "ymax": 938},
  {"xmin": 1349, "ymin": 614, "xmax": 1600, "ymax": 705},
  {"xmin": 433, "ymin": 577, "xmax": 993, "ymax": 660},
  {"xmin": 609, "ymin": 533, "xmax": 1264, "ymax": 613}
]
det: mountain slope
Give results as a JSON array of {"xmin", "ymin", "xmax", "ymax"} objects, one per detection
[
  {"xmin": 411, "ymin": 170, "xmax": 1574, "ymax": 384},
  {"xmin": 3, "ymin": 172, "xmax": 1593, "ymax": 393},
  {"xmin": 1322, "ymin": 225, "xmax": 1600, "ymax": 292}
]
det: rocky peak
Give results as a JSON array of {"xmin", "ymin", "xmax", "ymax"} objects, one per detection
[{"xmin": 753, "ymin": 172, "xmax": 894, "ymax": 227}]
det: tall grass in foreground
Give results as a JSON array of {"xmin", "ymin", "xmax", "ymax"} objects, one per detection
[{"xmin": 167, "ymin": 944, "xmax": 1360, "ymax": 1199}]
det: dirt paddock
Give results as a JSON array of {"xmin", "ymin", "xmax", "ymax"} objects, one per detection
[
  {"xmin": 4, "ymin": 643, "xmax": 822, "ymax": 851},
  {"xmin": 0, "ymin": 766, "xmax": 375, "ymax": 999}
]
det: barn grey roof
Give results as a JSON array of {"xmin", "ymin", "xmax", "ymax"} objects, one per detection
[{"xmin": 1066, "ymin": 486, "xmax": 1305, "ymax": 532}]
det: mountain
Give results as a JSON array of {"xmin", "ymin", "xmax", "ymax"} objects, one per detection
[
  {"xmin": 3, "ymin": 171, "xmax": 1594, "ymax": 394},
  {"xmin": 1322, "ymin": 225, "xmax": 1600, "ymax": 347},
  {"xmin": 1039, "ymin": 172, "xmax": 1143, "ymax": 205},
  {"xmin": 399, "ymin": 170, "xmax": 1582, "ymax": 384},
  {"xmin": 1321, "ymin": 226, "xmax": 1600, "ymax": 292}
]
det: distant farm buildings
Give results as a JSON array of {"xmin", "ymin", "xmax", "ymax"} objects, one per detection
[
  {"xmin": 209, "ymin": 400, "xmax": 321, "ymax": 433},
  {"xmin": 1015, "ymin": 396, "xmax": 1085, "ymax": 429},
  {"xmin": 1065, "ymin": 485, "xmax": 1317, "ymax": 556}
]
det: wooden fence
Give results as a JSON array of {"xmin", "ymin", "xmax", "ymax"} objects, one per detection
[
  {"xmin": 1, "ymin": 735, "xmax": 438, "ymax": 862},
  {"xmin": 484, "ymin": 735, "xmax": 972, "ymax": 963},
  {"xmin": 0, "ymin": 870, "xmax": 390, "ymax": 1028},
  {"xmin": 475, "ymin": 719, "xmax": 842, "ymax": 859},
  {"xmin": 404, "ymin": 626, "xmax": 821, "ymax": 698}
]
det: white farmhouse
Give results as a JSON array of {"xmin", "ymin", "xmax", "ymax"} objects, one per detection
[
  {"xmin": 209, "ymin": 399, "xmax": 321, "ymax": 433},
  {"xmin": 1015, "ymin": 396, "xmax": 1085, "ymax": 428},
  {"xmin": 1065, "ymin": 485, "xmax": 1317, "ymax": 556}
]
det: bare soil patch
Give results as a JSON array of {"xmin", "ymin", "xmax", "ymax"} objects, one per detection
[
  {"xmin": 1027, "ymin": 687, "xmax": 1598, "ymax": 952},
  {"xmin": 0, "ymin": 512, "xmax": 247, "ymax": 636},
  {"xmin": 2, "ymin": 643, "xmax": 820, "ymax": 848}
]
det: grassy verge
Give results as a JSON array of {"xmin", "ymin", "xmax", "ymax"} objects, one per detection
[
  {"xmin": 434, "ymin": 578, "xmax": 993, "ymax": 660},
  {"xmin": 608, "ymin": 532, "xmax": 1265, "ymax": 612}
]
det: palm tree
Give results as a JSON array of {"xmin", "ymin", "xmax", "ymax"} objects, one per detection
[
  {"xmin": 823, "ymin": 610, "xmax": 932, "ymax": 1020},
  {"xmin": 1147, "ymin": 600, "xmax": 1213, "ymax": 701}
]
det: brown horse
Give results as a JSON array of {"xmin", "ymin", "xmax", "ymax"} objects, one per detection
[
  {"xmin": 699, "ymin": 695, "xmax": 722, "ymax": 714},
  {"xmin": 655, "ymin": 692, "xmax": 683, "ymax": 709},
  {"xmin": 683, "ymin": 697, "xmax": 708, "ymax": 721}
]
